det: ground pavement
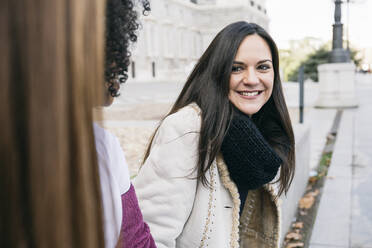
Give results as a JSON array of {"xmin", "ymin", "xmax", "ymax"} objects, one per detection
[{"xmin": 310, "ymin": 74, "xmax": 372, "ymax": 248}]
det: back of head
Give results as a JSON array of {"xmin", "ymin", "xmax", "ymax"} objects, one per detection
[
  {"xmin": 104, "ymin": 0, "xmax": 150, "ymax": 101},
  {"xmin": 0, "ymin": 0, "xmax": 105, "ymax": 247}
]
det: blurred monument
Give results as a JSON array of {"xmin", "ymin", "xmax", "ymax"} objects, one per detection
[{"xmin": 315, "ymin": 0, "xmax": 358, "ymax": 108}]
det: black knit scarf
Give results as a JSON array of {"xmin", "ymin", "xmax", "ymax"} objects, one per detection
[{"xmin": 221, "ymin": 106, "xmax": 282, "ymax": 212}]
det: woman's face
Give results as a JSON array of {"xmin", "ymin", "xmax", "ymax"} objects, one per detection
[{"xmin": 228, "ymin": 34, "xmax": 274, "ymax": 116}]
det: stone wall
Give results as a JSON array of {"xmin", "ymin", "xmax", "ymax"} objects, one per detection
[{"xmin": 280, "ymin": 124, "xmax": 311, "ymax": 244}]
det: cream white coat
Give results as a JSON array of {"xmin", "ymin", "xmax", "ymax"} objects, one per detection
[{"xmin": 134, "ymin": 104, "xmax": 280, "ymax": 248}]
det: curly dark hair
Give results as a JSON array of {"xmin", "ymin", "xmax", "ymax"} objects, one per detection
[{"xmin": 105, "ymin": 0, "xmax": 150, "ymax": 97}]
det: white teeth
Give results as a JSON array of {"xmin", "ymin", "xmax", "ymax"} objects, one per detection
[{"xmin": 240, "ymin": 91, "xmax": 259, "ymax": 96}]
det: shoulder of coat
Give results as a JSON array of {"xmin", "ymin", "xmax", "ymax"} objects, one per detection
[
  {"xmin": 161, "ymin": 103, "xmax": 202, "ymax": 132},
  {"xmin": 187, "ymin": 102, "xmax": 202, "ymax": 115},
  {"xmin": 173, "ymin": 102, "xmax": 201, "ymax": 117}
]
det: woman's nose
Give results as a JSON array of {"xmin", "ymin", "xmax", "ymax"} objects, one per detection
[{"xmin": 242, "ymin": 68, "xmax": 259, "ymax": 85}]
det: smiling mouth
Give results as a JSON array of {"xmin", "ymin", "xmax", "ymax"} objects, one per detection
[{"xmin": 237, "ymin": 90, "xmax": 263, "ymax": 97}]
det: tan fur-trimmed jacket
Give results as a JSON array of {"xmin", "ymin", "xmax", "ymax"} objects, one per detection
[{"xmin": 134, "ymin": 104, "xmax": 281, "ymax": 248}]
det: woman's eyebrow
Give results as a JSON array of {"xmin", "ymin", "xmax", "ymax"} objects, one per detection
[
  {"xmin": 257, "ymin": 59, "xmax": 273, "ymax": 64},
  {"xmin": 233, "ymin": 59, "xmax": 272, "ymax": 65},
  {"xmin": 232, "ymin": 61, "xmax": 246, "ymax": 65}
]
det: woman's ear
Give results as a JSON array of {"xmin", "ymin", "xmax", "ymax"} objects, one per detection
[{"xmin": 103, "ymin": 81, "xmax": 115, "ymax": 106}]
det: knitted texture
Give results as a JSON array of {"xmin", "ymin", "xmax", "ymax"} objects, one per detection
[
  {"xmin": 221, "ymin": 107, "xmax": 282, "ymax": 192},
  {"xmin": 119, "ymin": 184, "xmax": 156, "ymax": 248}
]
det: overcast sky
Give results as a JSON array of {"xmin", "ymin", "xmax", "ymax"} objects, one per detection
[{"xmin": 266, "ymin": 0, "xmax": 372, "ymax": 49}]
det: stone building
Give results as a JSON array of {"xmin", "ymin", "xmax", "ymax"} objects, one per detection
[{"xmin": 128, "ymin": 0, "xmax": 269, "ymax": 83}]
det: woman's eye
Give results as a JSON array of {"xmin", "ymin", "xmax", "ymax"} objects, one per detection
[
  {"xmin": 232, "ymin": 66, "xmax": 243, "ymax": 72},
  {"xmin": 257, "ymin": 64, "xmax": 271, "ymax": 70}
]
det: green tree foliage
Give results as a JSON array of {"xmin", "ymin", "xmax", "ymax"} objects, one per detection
[
  {"xmin": 349, "ymin": 49, "xmax": 363, "ymax": 68},
  {"xmin": 279, "ymin": 37, "xmax": 323, "ymax": 82},
  {"xmin": 288, "ymin": 46, "xmax": 329, "ymax": 82},
  {"xmin": 287, "ymin": 45, "xmax": 362, "ymax": 82}
]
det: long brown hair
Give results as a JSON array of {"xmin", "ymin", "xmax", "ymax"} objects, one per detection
[
  {"xmin": 0, "ymin": 0, "xmax": 106, "ymax": 247},
  {"xmin": 143, "ymin": 22, "xmax": 295, "ymax": 196}
]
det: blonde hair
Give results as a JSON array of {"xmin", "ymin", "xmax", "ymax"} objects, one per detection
[{"xmin": 0, "ymin": 0, "xmax": 106, "ymax": 247}]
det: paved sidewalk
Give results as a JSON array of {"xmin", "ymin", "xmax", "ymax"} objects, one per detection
[
  {"xmin": 350, "ymin": 78, "xmax": 372, "ymax": 247},
  {"xmin": 310, "ymin": 76, "xmax": 372, "ymax": 248}
]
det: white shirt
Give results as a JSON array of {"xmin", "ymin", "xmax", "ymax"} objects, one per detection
[{"xmin": 93, "ymin": 123, "xmax": 130, "ymax": 248}]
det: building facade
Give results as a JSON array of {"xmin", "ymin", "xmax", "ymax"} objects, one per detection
[{"xmin": 128, "ymin": 0, "xmax": 269, "ymax": 83}]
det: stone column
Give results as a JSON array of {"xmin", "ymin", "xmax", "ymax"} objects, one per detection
[
  {"xmin": 315, "ymin": 0, "xmax": 358, "ymax": 108},
  {"xmin": 315, "ymin": 63, "xmax": 358, "ymax": 108}
]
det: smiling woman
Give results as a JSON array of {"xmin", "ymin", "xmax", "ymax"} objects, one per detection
[
  {"xmin": 134, "ymin": 21, "xmax": 295, "ymax": 247},
  {"xmin": 229, "ymin": 34, "xmax": 275, "ymax": 116}
]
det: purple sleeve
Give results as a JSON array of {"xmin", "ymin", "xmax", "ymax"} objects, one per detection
[{"xmin": 118, "ymin": 184, "xmax": 156, "ymax": 248}]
